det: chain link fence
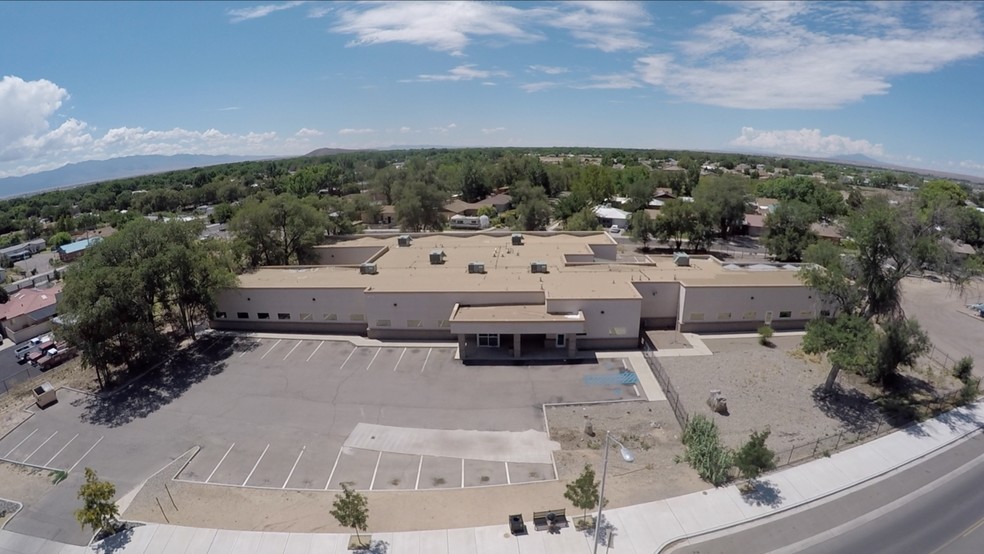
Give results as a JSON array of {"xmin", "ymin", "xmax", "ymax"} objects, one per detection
[{"xmin": 640, "ymin": 333, "xmax": 689, "ymax": 431}]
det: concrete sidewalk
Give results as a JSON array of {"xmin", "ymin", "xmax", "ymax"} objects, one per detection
[{"xmin": 3, "ymin": 401, "xmax": 981, "ymax": 554}]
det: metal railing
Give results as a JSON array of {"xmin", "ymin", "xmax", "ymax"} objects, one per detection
[{"xmin": 639, "ymin": 333, "xmax": 689, "ymax": 431}]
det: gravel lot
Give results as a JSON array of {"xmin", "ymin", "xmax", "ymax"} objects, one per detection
[
  {"xmin": 902, "ymin": 276, "xmax": 984, "ymax": 380},
  {"xmin": 0, "ymin": 463, "xmax": 55, "ymax": 528}
]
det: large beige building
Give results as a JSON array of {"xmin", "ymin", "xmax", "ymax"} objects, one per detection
[{"xmin": 212, "ymin": 232, "xmax": 824, "ymax": 359}]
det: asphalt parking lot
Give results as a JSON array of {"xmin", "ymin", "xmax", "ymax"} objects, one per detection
[{"xmin": 0, "ymin": 333, "xmax": 641, "ymax": 544}]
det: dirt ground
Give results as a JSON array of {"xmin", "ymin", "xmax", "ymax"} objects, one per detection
[
  {"xmin": 0, "ymin": 359, "xmax": 97, "ymax": 438},
  {"xmin": 902, "ymin": 276, "xmax": 984, "ymax": 379},
  {"xmin": 0, "ymin": 462, "xmax": 58, "ymax": 528}
]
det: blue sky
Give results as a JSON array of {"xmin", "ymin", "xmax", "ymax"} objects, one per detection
[{"xmin": 1, "ymin": 1, "xmax": 983, "ymax": 179}]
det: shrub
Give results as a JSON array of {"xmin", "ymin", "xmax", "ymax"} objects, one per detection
[
  {"xmin": 960, "ymin": 378, "xmax": 980, "ymax": 405},
  {"xmin": 954, "ymin": 356, "xmax": 974, "ymax": 383},
  {"xmin": 680, "ymin": 415, "xmax": 733, "ymax": 486},
  {"xmin": 734, "ymin": 429, "xmax": 776, "ymax": 480},
  {"xmin": 757, "ymin": 325, "xmax": 774, "ymax": 346}
]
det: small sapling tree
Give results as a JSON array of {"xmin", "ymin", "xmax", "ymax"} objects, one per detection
[
  {"xmin": 331, "ymin": 482, "xmax": 369, "ymax": 548},
  {"xmin": 74, "ymin": 467, "xmax": 119, "ymax": 538},
  {"xmin": 564, "ymin": 464, "xmax": 601, "ymax": 527}
]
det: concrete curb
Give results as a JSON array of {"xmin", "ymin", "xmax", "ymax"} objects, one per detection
[{"xmin": 0, "ymin": 497, "xmax": 23, "ymax": 531}]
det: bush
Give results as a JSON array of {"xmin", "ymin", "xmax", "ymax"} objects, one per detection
[
  {"xmin": 757, "ymin": 325, "xmax": 774, "ymax": 346},
  {"xmin": 734, "ymin": 429, "xmax": 776, "ymax": 480},
  {"xmin": 680, "ymin": 415, "xmax": 733, "ymax": 486},
  {"xmin": 954, "ymin": 356, "xmax": 974, "ymax": 383},
  {"xmin": 960, "ymin": 378, "xmax": 980, "ymax": 405}
]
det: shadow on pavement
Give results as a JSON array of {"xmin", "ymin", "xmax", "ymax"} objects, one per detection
[
  {"xmin": 740, "ymin": 479, "xmax": 784, "ymax": 508},
  {"xmin": 580, "ymin": 514, "xmax": 618, "ymax": 548},
  {"xmin": 91, "ymin": 522, "xmax": 141, "ymax": 553},
  {"xmin": 71, "ymin": 335, "xmax": 245, "ymax": 428}
]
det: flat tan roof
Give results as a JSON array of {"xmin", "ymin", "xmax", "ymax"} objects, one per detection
[
  {"xmin": 452, "ymin": 304, "xmax": 585, "ymax": 323},
  {"xmin": 235, "ymin": 233, "xmax": 805, "ymax": 296}
]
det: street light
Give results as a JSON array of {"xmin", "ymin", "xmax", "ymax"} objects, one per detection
[{"xmin": 593, "ymin": 431, "xmax": 634, "ymax": 554}]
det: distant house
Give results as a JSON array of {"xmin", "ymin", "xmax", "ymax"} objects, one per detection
[
  {"xmin": 653, "ymin": 188, "xmax": 676, "ymax": 200},
  {"xmin": 593, "ymin": 205, "xmax": 631, "ymax": 229},
  {"xmin": 810, "ymin": 222, "xmax": 844, "ymax": 244},
  {"xmin": 57, "ymin": 237, "xmax": 102, "ymax": 263},
  {"xmin": 378, "ymin": 205, "xmax": 397, "ymax": 226},
  {"xmin": 0, "ymin": 284, "xmax": 62, "ymax": 343},
  {"xmin": 754, "ymin": 198, "xmax": 780, "ymax": 213},
  {"xmin": 476, "ymin": 193, "xmax": 512, "ymax": 214},
  {"xmin": 744, "ymin": 213, "xmax": 767, "ymax": 237},
  {"xmin": 0, "ymin": 239, "xmax": 46, "ymax": 264},
  {"xmin": 943, "ymin": 238, "xmax": 976, "ymax": 259},
  {"xmin": 442, "ymin": 199, "xmax": 479, "ymax": 218}
]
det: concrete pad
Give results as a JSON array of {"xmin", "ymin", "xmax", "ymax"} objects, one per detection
[
  {"xmin": 503, "ymin": 462, "xmax": 553, "ymax": 484},
  {"xmin": 419, "ymin": 530, "xmax": 452, "ymax": 554},
  {"xmin": 156, "ymin": 524, "xmax": 198, "ymax": 552},
  {"xmin": 345, "ymin": 423, "xmax": 559, "ymax": 464},
  {"xmin": 446, "ymin": 528, "xmax": 478, "ymax": 554},
  {"xmin": 184, "ymin": 527, "xmax": 219, "ymax": 553},
  {"xmin": 609, "ymin": 507, "xmax": 665, "ymax": 553},
  {"xmin": 418, "ymin": 455, "xmax": 463, "ymax": 489},
  {"xmin": 387, "ymin": 530, "xmax": 421, "ymax": 553},
  {"xmin": 621, "ymin": 351, "xmax": 666, "ymax": 401},
  {"xmin": 99, "ymin": 524, "xmax": 160, "ymax": 553},
  {"xmin": 256, "ymin": 532, "xmax": 290, "ymax": 552},
  {"xmin": 286, "ymin": 445, "xmax": 338, "ymax": 490},
  {"xmin": 776, "ymin": 457, "xmax": 851, "ymax": 500},
  {"xmin": 326, "ymin": 447, "xmax": 377, "ymax": 490},
  {"xmin": 371, "ymin": 452, "xmax": 419, "ymax": 490},
  {"xmin": 666, "ymin": 488, "xmax": 748, "ymax": 535},
  {"xmin": 283, "ymin": 533, "xmax": 314, "ymax": 554},
  {"xmin": 828, "ymin": 443, "xmax": 893, "ymax": 483},
  {"xmin": 720, "ymin": 485, "xmax": 777, "ymax": 520},
  {"xmin": 231, "ymin": 530, "xmax": 264, "ymax": 553},
  {"xmin": 142, "ymin": 525, "xmax": 177, "ymax": 554},
  {"xmin": 246, "ymin": 443, "xmax": 306, "ymax": 488},
  {"xmin": 0, "ymin": 531, "xmax": 61, "ymax": 554},
  {"xmin": 464, "ymin": 458, "xmax": 508, "ymax": 487}
]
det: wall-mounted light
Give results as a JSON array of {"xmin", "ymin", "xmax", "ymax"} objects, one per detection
[
  {"xmin": 601, "ymin": 310, "xmax": 605, "ymax": 314},
  {"xmin": 393, "ymin": 303, "xmax": 398, "ymax": 307},
  {"xmin": 750, "ymin": 296, "xmax": 755, "ymax": 300}
]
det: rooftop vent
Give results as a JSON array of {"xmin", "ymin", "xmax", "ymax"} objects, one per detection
[
  {"xmin": 467, "ymin": 262, "xmax": 486, "ymax": 274},
  {"xmin": 429, "ymin": 249, "xmax": 446, "ymax": 265},
  {"xmin": 360, "ymin": 262, "xmax": 378, "ymax": 275},
  {"xmin": 672, "ymin": 252, "xmax": 690, "ymax": 267},
  {"xmin": 511, "ymin": 233, "xmax": 524, "ymax": 246},
  {"xmin": 530, "ymin": 261, "xmax": 548, "ymax": 274},
  {"xmin": 397, "ymin": 235, "xmax": 412, "ymax": 247}
]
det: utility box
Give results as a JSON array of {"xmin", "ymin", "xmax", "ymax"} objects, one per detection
[
  {"xmin": 467, "ymin": 262, "xmax": 485, "ymax": 274},
  {"xmin": 397, "ymin": 235, "xmax": 412, "ymax": 247},
  {"xmin": 429, "ymin": 249, "xmax": 446, "ymax": 265},
  {"xmin": 511, "ymin": 233, "xmax": 524, "ymax": 246},
  {"xmin": 673, "ymin": 251, "xmax": 690, "ymax": 266},
  {"xmin": 34, "ymin": 382, "xmax": 57, "ymax": 409},
  {"xmin": 360, "ymin": 263, "xmax": 378, "ymax": 275},
  {"xmin": 530, "ymin": 261, "xmax": 548, "ymax": 274}
]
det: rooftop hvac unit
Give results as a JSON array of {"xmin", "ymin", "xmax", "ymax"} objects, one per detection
[
  {"xmin": 511, "ymin": 233, "xmax": 524, "ymax": 245},
  {"xmin": 397, "ymin": 235, "xmax": 412, "ymax": 247},
  {"xmin": 360, "ymin": 263, "xmax": 378, "ymax": 275},
  {"xmin": 467, "ymin": 262, "xmax": 485, "ymax": 274},
  {"xmin": 673, "ymin": 252, "xmax": 690, "ymax": 267},
  {"xmin": 429, "ymin": 249, "xmax": 446, "ymax": 265},
  {"xmin": 530, "ymin": 261, "xmax": 548, "ymax": 274}
]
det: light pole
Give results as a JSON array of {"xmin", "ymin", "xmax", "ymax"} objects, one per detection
[{"xmin": 593, "ymin": 431, "xmax": 635, "ymax": 554}]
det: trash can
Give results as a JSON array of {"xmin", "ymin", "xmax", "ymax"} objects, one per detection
[
  {"xmin": 508, "ymin": 514, "xmax": 526, "ymax": 536},
  {"xmin": 34, "ymin": 382, "xmax": 57, "ymax": 409}
]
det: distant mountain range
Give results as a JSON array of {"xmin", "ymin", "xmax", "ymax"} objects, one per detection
[{"xmin": 0, "ymin": 154, "xmax": 271, "ymax": 199}]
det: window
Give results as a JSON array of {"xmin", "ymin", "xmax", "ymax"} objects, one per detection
[
  {"xmin": 214, "ymin": 311, "xmax": 227, "ymax": 319},
  {"xmin": 278, "ymin": 313, "xmax": 290, "ymax": 320},
  {"xmin": 237, "ymin": 312, "xmax": 249, "ymax": 319},
  {"xmin": 556, "ymin": 334, "xmax": 566, "ymax": 347},
  {"xmin": 609, "ymin": 327, "xmax": 627, "ymax": 336},
  {"xmin": 717, "ymin": 312, "xmax": 732, "ymax": 320},
  {"xmin": 300, "ymin": 313, "xmax": 312, "ymax": 321},
  {"xmin": 407, "ymin": 319, "xmax": 422, "ymax": 328},
  {"xmin": 477, "ymin": 333, "xmax": 499, "ymax": 347},
  {"xmin": 437, "ymin": 319, "xmax": 450, "ymax": 328},
  {"xmin": 819, "ymin": 310, "xmax": 831, "ymax": 317},
  {"xmin": 690, "ymin": 313, "xmax": 705, "ymax": 321},
  {"xmin": 779, "ymin": 311, "xmax": 792, "ymax": 319},
  {"xmin": 350, "ymin": 313, "xmax": 366, "ymax": 322},
  {"xmin": 324, "ymin": 313, "xmax": 337, "ymax": 321},
  {"xmin": 376, "ymin": 319, "xmax": 391, "ymax": 327},
  {"xmin": 800, "ymin": 311, "xmax": 814, "ymax": 318},
  {"xmin": 742, "ymin": 311, "xmax": 757, "ymax": 320},
  {"xmin": 257, "ymin": 312, "xmax": 270, "ymax": 320}
]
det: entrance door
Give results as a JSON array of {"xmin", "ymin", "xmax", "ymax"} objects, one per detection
[{"xmin": 556, "ymin": 334, "xmax": 566, "ymax": 347}]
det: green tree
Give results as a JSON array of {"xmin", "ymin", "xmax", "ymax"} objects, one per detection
[
  {"xmin": 511, "ymin": 183, "xmax": 552, "ymax": 231},
  {"xmin": 22, "ymin": 216, "xmax": 43, "ymax": 240},
  {"xmin": 762, "ymin": 200, "xmax": 819, "ymax": 262},
  {"xmin": 330, "ymin": 482, "xmax": 369, "ymax": 546},
  {"xmin": 870, "ymin": 318, "xmax": 930, "ymax": 386},
  {"xmin": 802, "ymin": 315, "xmax": 878, "ymax": 392},
  {"xmin": 629, "ymin": 210, "xmax": 653, "ymax": 248},
  {"xmin": 74, "ymin": 468, "xmax": 119, "ymax": 537},
  {"xmin": 734, "ymin": 430, "xmax": 776, "ymax": 481},
  {"xmin": 564, "ymin": 464, "xmax": 601, "ymax": 522},
  {"xmin": 212, "ymin": 203, "xmax": 235, "ymax": 224},
  {"xmin": 918, "ymin": 179, "xmax": 967, "ymax": 213},
  {"xmin": 459, "ymin": 161, "xmax": 490, "ymax": 203},
  {"xmin": 229, "ymin": 195, "xmax": 326, "ymax": 266},
  {"xmin": 623, "ymin": 179, "xmax": 655, "ymax": 213},
  {"xmin": 565, "ymin": 207, "xmax": 601, "ymax": 231},
  {"xmin": 654, "ymin": 199, "xmax": 693, "ymax": 250},
  {"xmin": 394, "ymin": 180, "xmax": 447, "ymax": 232},
  {"xmin": 954, "ymin": 356, "xmax": 974, "ymax": 383},
  {"xmin": 688, "ymin": 204, "xmax": 718, "ymax": 252},
  {"xmin": 47, "ymin": 231, "xmax": 73, "ymax": 249},
  {"xmin": 694, "ymin": 175, "xmax": 749, "ymax": 239}
]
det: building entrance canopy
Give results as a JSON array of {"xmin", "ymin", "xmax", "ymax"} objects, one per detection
[{"xmin": 449, "ymin": 304, "xmax": 585, "ymax": 335}]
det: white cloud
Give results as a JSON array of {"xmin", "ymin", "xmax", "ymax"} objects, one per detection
[
  {"xmin": 520, "ymin": 81, "xmax": 561, "ymax": 93},
  {"xmin": 295, "ymin": 128, "xmax": 323, "ymax": 137},
  {"xmin": 430, "ymin": 123, "xmax": 457, "ymax": 134},
  {"xmin": 399, "ymin": 126, "xmax": 412, "ymax": 134},
  {"xmin": 307, "ymin": 5, "xmax": 331, "ymax": 19},
  {"xmin": 573, "ymin": 74, "xmax": 641, "ymax": 90},
  {"xmin": 537, "ymin": 1, "xmax": 651, "ymax": 52},
  {"xmin": 227, "ymin": 1, "xmax": 306, "ymax": 23},
  {"xmin": 338, "ymin": 128, "xmax": 375, "ymax": 135},
  {"xmin": 407, "ymin": 64, "xmax": 508, "ymax": 82},
  {"xmin": 529, "ymin": 65, "xmax": 568, "ymax": 75},
  {"xmin": 481, "ymin": 127, "xmax": 505, "ymax": 135},
  {"xmin": 0, "ymin": 76, "xmax": 71, "ymax": 161},
  {"xmin": 636, "ymin": 2, "xmax": 984, "ymax": 109},
  {"xmin": 332, "ymin": 1, "xmax": 535, "ymax": 55},
  {"xmin": 217, "ymin": 106, "xmax": 240, "ymax": 111},
  {"xmin": 731, "ymin": 127, "xmax": 885, "ymax": 157}
]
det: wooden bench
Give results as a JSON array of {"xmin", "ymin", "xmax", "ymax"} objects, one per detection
[{"xmin": 532, "ymin": 509, "xmax": 568, "ymax": 532}]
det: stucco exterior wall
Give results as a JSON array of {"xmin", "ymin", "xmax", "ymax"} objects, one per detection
[
  {"xmin": 633, "ymin": 281, "xmax": 681, "ymax": 320},
  {"xmin": 679, "ymin": 284, "xmax": 823, "ymax": 329},
  {"xmin": 365, "ymin": 290, "xmax": 545, "ymax": 332},
  {"xmin": 214, "ymin": 287, "xmax": 369, "ymax": 327},
  {"xmin": 546, "ymin": 297, "xmax": 641, "ymax": 340}
]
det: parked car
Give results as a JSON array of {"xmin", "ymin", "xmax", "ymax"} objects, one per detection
[{"xmin": 14, "ymin": 343, "xmax": 34, "ymax": 362}]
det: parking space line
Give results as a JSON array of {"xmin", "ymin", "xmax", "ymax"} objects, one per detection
[
  {"xmin": 368, "ymin": 451, "xmax": 382, "ymax": 490},
  {"xmin": 326, "ymin": 448, "xmax": 343, "ymax": 490},
  {"xmin": 22, "ymin": 431, "xmax": 58, "ymax": 464},
  {"xmin": 306, "ymin": 342, "xmax": 324, "ymax": 362},
  {"xmin": 414, "ymin": 456, "xmax": 423, "ymax": 490},
  {"xmin": 339, "ymin": 349, "xmax": 357, "ymax": 370},
  {"xmin": 393, "ymin": 348, "xmax": 407, "ymax": 371},
  {"xmin": 45, "ymin": 433, "xmax": 79, "ymax": 467},
  {"xmin": 260, "ymin": 339, "xmax": 282, "ymax": 360},
  {"xmin": 505, "ymin": 462, "xmax": 511, "ymax": 485},
  {"xmin": 242, "ymin": 444, "xmax": 270, "ymax": 486},
  {"xmin": 206, "ymin": 443, "xmax": 236, "ymax": 483},
  {"xmin": 282, "ymin": 446, "xmax": 306, "ymax": 489},
  {"xmin": 4, "ymin": 428, "xmax": 38, "ymax": 458},
  {"xmin": 460, "ymin": 458, "xmax": 465, "ymax": 488},
  {"xmin": 283, "ymin": 340, "xmax": 302, "ymax": 361},
  {"xmin": 365, "ymin": 348, "xmax": 382, "ymax": 371},
  {"xmin": 68, "ymin": 436, "xmax": 104, "ymax": 474},
  {"xmin": 421, "ymin": 348, "xmax": 432, "ymax": 372}
]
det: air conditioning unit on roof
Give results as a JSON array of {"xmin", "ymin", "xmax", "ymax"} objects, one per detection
[
  {"xmin": 397, "ymin": 235, "xmax": 412, "ymax": 247},
  {"xmin": 530, "ymin": 261, "xmax": 548, "ymax": 273},
  {"xmin": 360, "ymin": 262, "xmax": 378, "ymax": 274},
  {"xmin": 467, "ymin": 262, "xmax": 485, "ymax": 274}
]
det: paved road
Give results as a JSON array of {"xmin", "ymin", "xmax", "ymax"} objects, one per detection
[{"xmin": 668, "ymin": 432, "xmax": 984, "ymax": 554}]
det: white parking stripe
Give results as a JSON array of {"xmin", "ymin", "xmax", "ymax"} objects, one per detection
[
  {"xmin": 421, "ymin": 348, "xmax": 432, "ymax": 372},
  {"xmin": 305, "ymin": 342, "xmax": 324, "ymax": 362},
  {"xmin": 505, "ymin": 461, "xmax": 511, "ymax": 485},
  {"xmin": 365, "ymin": 348, "xmax": 382, "ymax": 371},
  {"xmin": 283, "ymin": 340, "xmax": 302, "ymax": 361},
  {"xmin": 68, "ymin": 436, "xmax": 104, "ymax": 474},
  {"xmin": 282, "ymin": 446, "xmax": 306, "ymax": 489},
  {"xmin": 339, "ymin": 349, "xmax": 357, "ymax": 370},
  {"xmin": 461, "ymin": 458, "xmax": 465, "ymax": 488},
  {"xmin": 393, "ymin": 348, "xmax": 407, "ymax": 371},
  {"xmin": 325, "ymin": 448, "xmax": 343, "ymax": 490},
  {"xmin": 242, "ymin": 444, "xmax": 270, "ymax": 486},
  {"xmin": 4, "ymin": 428, "xmax": 38, "ymax": 458},
  {"xmin": 45, "ymin": 433, "xmax": 79, "ymax": 467},
  {"xmin": 260, "ymin": 339, "xmax": 282, "ymax": 360},
  {"xmin": 414, "ymin": 456, "xmax": 423, "ymax": 490},
  {"xmin": 206, "ymin": 443, "xmax": 236, "ymax": 483},
  {"xmin": 368, "ymin": 451, "xmax": 382, "ymax": 490},
  {"xmin": 22, "ymin": 431, "xmax": 58, "ymax": 464}
]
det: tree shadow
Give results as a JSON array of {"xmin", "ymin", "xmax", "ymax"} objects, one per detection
[
  {"xmin": 811, "ymin": 385, "xmax": 884, "ymax": 434},
  {"xmin": 900, "ymin": 402, "xmax": 984, "ymax": 438},
  {"xmin": 72, "ymin": 335, "xmax": 243, "ymax": 428},
  {"xmin": 739, "ymin": 479, "xmax": 785, "ymax": 509},
  {"xmin": 91, "ymin": 522, "xmax": 141, "ymax": 553},
  {"xmin": 359, "ymin": 539, "xmax": 390, "ymax": 554},
  {"xmin": 579, "ymin": 514, "xmax": 618, "ymax": 547}
]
